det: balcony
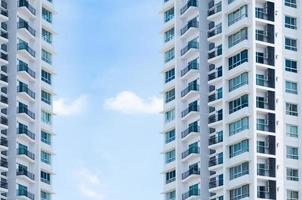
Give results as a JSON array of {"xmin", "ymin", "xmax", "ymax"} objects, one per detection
[
  {"xmin": 181, "ymin": 41, "xmax": 199, "ymax": 57},
  {"xmin": 208, "ymin": 1, "xmax": 222, "ymax": 17},
  {"xmin": 208, "ymin": 67, "xmax": 222, "ymax": 81},
  {"xmin": 182, "ymin": 188, "xmax": 200, "ymax": 200},
  {"xmin": 255, "ymin": 2, "xmax": 275, "ymax": 22},
  {"xmin": 0, "ymin": 137, "xmax": 7, "ymax": 148},
  {"xmin": 181, "ymin": 146, "xmax": 200, "ymax": 159},
  {"xmin": 18, "ymin": 105, "xmax": 35, "ymax": 120},
  {"xmin": 182, "ymin": 167, "xmax": 200, "ymax": 180},
  {"xmin": 208, "ymin": 111, "xmax": 223, "ymax": 124},
  {"xmin": 18, "ymin": 42, "xmax": 36, "ymax": 58},
  {"xmin": 181, "ymin": 103, "xmax": 199, "ymax": 118},
  {"xmin": 0, "ymin": 95, "xmax": 7, "ymax": 105},
  {"xmin": 18, "ymin": 20, "xmax": 36, "ymax": 37},
  {"xmin": 181, "ymin": 82, "xmax": 199, "ymax": 97},
  {"xmin": 0, "ymin": 158, "xmax": 7, "ymax": 169},
  {"xmin": 0, "ymin": 116, "xmax": 7, "ymax": 127},
  {"xmin": 256, "ymin": 92, "xmax": 275, "ymax": 111},
  {"xmin": 0, "ymin": 181, "xmax": 7, "ymax": 190},
  {"xmin": 18, "ymin": 62, "xmax": 36, "ymax": 79},
  {"xmin": 209, "ymin": 176, "xmax": 223, "ymax": 189},
  {"xmin": 180, "ymin": 0, "xmax": 198, "ymax": 15},
  {"xmin": 256, "ymin": 25, "xmax": 274, "ymax": 44},
  {"xmin": 0, "ymin": 52, "xmax": 8, "ymax": 64},
  {"xmin": 256, "ymin": 70, "xmax": 275, "ymax": 89},
  {"xmin": 208, "ymin": 24, "xmax": 222, "ymax": 38},
  {"xmin": 17, "ymin": 148, "xmax": 35, "ymax": 160},
  {"xmin": 209, "ymin": 154, "xmax": 223, "ymax": 167},
  {"xmin": 257, "ymin": 181, "xmax": 276, "ymax": 199},
  {"xmin": 0, "ymin": 1, "xmax": 8, "ymax": 20},
  {"xmin": 257, "ymin": 159, "xmax": 276, "ymax": 178},
  {"xmin": 181, "ymin": 61, "xmax": 199, "ymax": 77},
  {"xmin": 209, "ymin": 133, "xmax": 223, "ymax": 146},
  {"xmin": 18, "ymin": 0, "xmax": 36, "ymax": 16},
  {"xmin": 17, "ymin": 127, "xmax": 35, "ymax": 140},
  {"xmin": 256, "ymin": 114, "xmax": 275, "ymax": 133},
  {"xmin": 181, "ymin": 123, "xmax": 200, "ymax": 139},
  {"xmin": 181, "ymin": 19, "xmax": 199, "ymax": 36},
  {"xmin": 17, "ymin": 168, "xmax": 35, "ymax": 181},
  {"xmin": 257, "ymin": 136, "xmax": 276, "ymax": 156},
  {"xmin": 18, "ymin": 84, "xmax": 35, "ymax": 100},
  {"xmin": 208, "ymin": 45, "xmax": 222, "ymax": 60},
  {"xmin": 17, "ymin": 189, "xmax": 35, "ymax": 200}
]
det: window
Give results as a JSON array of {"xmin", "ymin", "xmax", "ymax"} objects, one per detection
[
  {"xmin": 285, "ymin": 59, "xmax": 297, "ymax": 73},
  {"xmin": 164, "ymin": 8, "xmax": 174, "ymax": 22},
  {"xmin": 228, "ymin": 28, "xmax": 248, "ymax": 48},
  {"xmin": 286, "ymin": 103, "xmax": 298, "ymax": 116},
  {"xmin": 41, "ymin": 70, "xmax": 52, "ymax": 84},
  {"xmin": 41, "ymin": 171, "xmax": 51, "ymax": 184},
  {"xmin": 41, "ymin": 111, "xmax": 52, "ymax": 125},
  {"xmin": 164, "ymin": 48, "xmax": 174, "ymax": 63},
  {"xmin": 166, "ymin": 191, "xmax": 176, "ymax": 200},
  {"xmin": 165, "ymin": 68, "xmax": 175, "ymax": 83},
  {"xmin": 228, "ymin": 5, "xmax": 248, "ymax": 26},
  {"xmin": 229, "ymin": 95, "xmax": 248, "ymax": 114},
  {"xmin": 286, "ymin": 81, "xmax": 298, "ymax": 94},
  {"xmin": 229, "ymin": 139, "xmax": 249, "ymax": 158},
  {"xmin": 229, "ymin": 72, "xmax": 248, "ymax": 92},
  {"xmin": 166, "ymin": 170, "xmax": 176, "ymax": 184},
  {"xmin": 229, "ymin": 117, "xmax": 249, "ymax": 136},
  {"xmin": 165, "ymin": 150, "xmax": 175, "ymax": 163},
  {"xmin": 41, "ymin": 191, "xmax": 51, "ymax": 200},
  {"xmin": 230, "ymin": 185, "xmax": 249, "ymax": 200},
  {"xmin": 42, "ymin": 29, "xmax": 52, "ymax": 44},
  {"xmin": 228, "ymin": 50, "xmax": 248, "ymax": 70},
  {"xmin": 285, "ymin": 37, "xmax": 297, "ymax": 51},
  {"xmin": 42, "ymin": 8, "xmax": 53, "ymax": 23},
  {"xmin": 164, "ymin": 28, "xmax": 174, "ymax": 42},
  {"xmin": 286, "ymin": 124, "xmax": 298, "ymax": 138},
  {"xmin": 165, "ymin": 129, "xmax": 175, "ymax": 144},
  {"xmin": 287, "ymin": 168, "xmax": 299, "ymax": 181},
  {"xmin": 41, "ymin": 131, "xmax": 51, "ymax": 145},
  {"xmin": 41, "ymin": 90, "xmax": 52, "ymax": 105},
  {"xmin": 287, "ymin": 190, "xmax": 299, "ymax": 200},
  {"xmin": 285, "ymin": 16, "xmax": 297, "ymax": 29},
  {"xmin": 229, "ymin": 162, "xmax": 249, "ymax": 180},
  {"xmin": 41, "ymin": 151, "xmax": 51, "ymax": 164},
  {"xmin": 285, "ymin": 0, "xmax": 297, "ymax": 8},
  {"xmin": 165, "ymin": 88, "xmax": 175, "ymax": 103},
  {"xmin": 42, "ymin": 49, "xmax": 52, "ymax": 64},
  {"xmin": 165, "ymin": 109, "xmax": 175, "ymax": 123},
  {"xmin": 287, "ymin": 146, "xmax": 299, "ymax": 160}
]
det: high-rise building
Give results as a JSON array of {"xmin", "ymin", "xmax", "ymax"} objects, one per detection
[
  {"xmin": 161, "ymin": 0, "xmax": 301, "ymax": 200},
  {"xmin": 0, "ymin": 0, "xmax": 55, "ymax": 200}
]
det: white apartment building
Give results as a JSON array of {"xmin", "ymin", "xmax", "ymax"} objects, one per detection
[
  {"xmin": 161, "ymin": 0, "xmax": 302, "ymax": 200},
  {"xmin": 0, "ymin": 0, "xmax": 55, "ymax": 200}
]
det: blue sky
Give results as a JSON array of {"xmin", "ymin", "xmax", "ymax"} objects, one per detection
[{"xmin": 53, "ymin": 0, "xmax": 163, "ymax": 200}]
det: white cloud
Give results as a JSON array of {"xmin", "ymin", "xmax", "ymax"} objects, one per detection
[
  {"xmin": 77, "ymin": 168, "xmax": 105, "ymax": 200},
  {"xmin": 104, "ymin": 91, "xmax": 162, "ymax": 114},
  {"xmin": 53, "ymin": 95, "xmax": 88, "ymax": 116}
]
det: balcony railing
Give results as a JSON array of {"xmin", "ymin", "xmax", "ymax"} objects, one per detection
[
  {"xmin": 17, "ymin": 148, "xmax": 35, "ymax": 160},
  {"xmin": 0, "ymin": 181, "xmax": 7, "ymax": 190},
  {"xmin": 181, "ymin": 104, "xmax": 199, "ymax": 118},
  {"xmin": 181, "ymin": 124, "xmax": 200, "ymax": 138},
  {"xmin": 0, "ymin": 95, "xmax": 7, "ymax": 104},
  {"xmin": 17, "ymin": 189, "xmax": 35, "ymax": 200},
  {"xmin": 181, "ymin": 83, "xmax": 199, "ymax": 97},
  {"xmin": 209, "ymin": 134, "xmax": 223, "ymax": 146},
  {"xmin": 182, "ymin": 188, "xmax": 200, "ymax": 200},
  {"xmin": 0, "ymin": 116, "xmax": 7, "ymax": 126},
  {"xmin": 17, "ymin": 168, "xmax": 35, "ymax": 180},
  {"xmin": 209, "ymin": 155, "xmax": 223, "ymax": 167},
  {"xmin": 17, "ymin": 42, "xmax": 36, "ymax": 57},
  {"xmin": 208, "ymin": 24, "xmax": 222, "ymax": 38},
  {"xmin": 209, "ymin": 177, "xmax": 223, "ymax": 189},
  {"xmin": 18, "ymin": 21, "xmax": 36, "ymax": 36},
  {"xmin": 18, "ymin": 106, "xmax": 35, "ymax": 119},
  {"xmin": 0, "ymin": 138, "xmax": 7, "ymax": 147},
  {"xmin": 18, "ymin": 0, "xmax": 36, "ymax": 16},
  {"xmin": 208, "ymin": 2, "xmax": 222, "ymax": 16},
  {"xmin": 181, "ymin": 61, "xmax": 199, "ymax": 77},
  {"xmin": 182, "ymin": 167, "xmax": 200, "ymax": 180},
  {"xmin": 17, "ymin": 127, "xmax": 35, "ymax": 140},
  {"xmin": 0, "ymin": 158, "xmax": 7, "ymax": 168},
  {"xmin": 18, "ymin": 63, "xmax": 36, "ymax": 78},
  {"xmin": 181, "ymin": 20, "xmax": 199, "ymax": 35},
  {"xmin": 182, "ymin": 147, "xmax": 200, "ymax": 159},
  {"xmin": 181, "ymin": 41, "xmax": 199, "ymax": 56},
  {"xmin": 17, "ymin": 85, "xmax": 35, "ymax": 99},
  {"xmin": 180, "ymin": 0, "xmax": 198, "ymax": 15}
]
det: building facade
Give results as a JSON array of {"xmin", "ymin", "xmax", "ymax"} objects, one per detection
[
  {"xmin": 161, "ymin": 0, "xmax": 302, "ymax": 200},
  {"xmin": 0, "ymin": 0, "xmax": 55, "ymax": 200}
]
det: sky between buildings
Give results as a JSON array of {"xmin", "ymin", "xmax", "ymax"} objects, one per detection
[{"xmin": 53, "ymin": 0, "xmax": 163, "ymax": 199}]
